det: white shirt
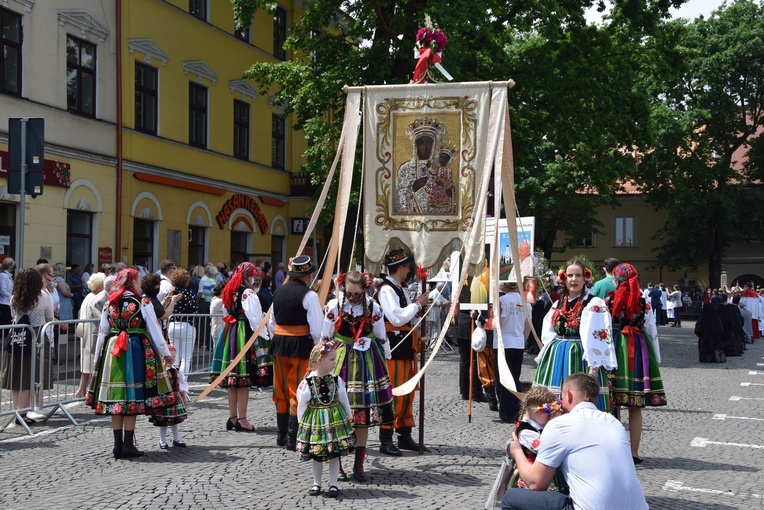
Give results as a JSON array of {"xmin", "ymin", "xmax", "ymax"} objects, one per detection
[
  {"xmin": 237, "ymin": 288, "xmax": 268, "ymax": 339},
  {"xmin": 0, "ymin": 270, "xmax": 13, "ymax": 306},
  {"xmin": 296, "ymin": 370, "xmax": 352, "ymax": 421},
  {"xmin": 536, "ymin": 402, "xmax": 648, "ymax": 510},
  {"xmin": 157, "ymin": 274, "xmax": 173, "ymax": 302},
  {"xmin": 322, "ymin": 297, "xmax": 391, "ymax": 358},
  {"xmin": 210, "ymin": 296, "xmax": 224, "ymax": 341},
  {"xmin": 508, "ymin": 255, "xmax": 534, "ymax": 281},
  {"xmin": 496, "ymin": 291, "xmax": 531, "ymax": 349},
  {"xmin": 377, "ymin": 276, "xmax": 420, "ymax": 327}
]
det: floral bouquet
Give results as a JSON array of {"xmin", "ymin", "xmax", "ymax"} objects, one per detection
[{"xmin": 412, "ymin": 14, "xmax": 452, "ymax": 83}]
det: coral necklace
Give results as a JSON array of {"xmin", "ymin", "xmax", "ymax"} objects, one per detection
[{"xmin": 557, "ymin": 294, "xmax": 584, "ymax": 329}]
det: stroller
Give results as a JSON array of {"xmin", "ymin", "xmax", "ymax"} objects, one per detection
[{"xmin": 485, "ymin": 453, "xmax": 520, "ymax": 510}]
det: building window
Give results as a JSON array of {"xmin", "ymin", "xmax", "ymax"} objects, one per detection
[
  {"xmin": 230, "ymin": 230, "xmax": 254, "ymax": 267},
  {"xmin": 233, "ymin": 100, "xmax": 250, "ymax": 160},
  {"xmin": 272, "ymin": 114, "xmax": 285, "ymax": 169},
  {"xmin": 188, "ymin": 226, "xmax": 206, "ymax": 267},
  {"xmin": 0, "ymin": 8, "xmax": 22, "ymax": 96},
  {"xmin": 135, "ymin": 63, "xmax": 158, "ymax": 135},
  {"xmin": 274, "ymin": 6, "xmax": 287, "ymax": 60},
  {"xmin": 189, "ymin": 82, "xmax": 207, "ymax": 148},
  {"xmin": 0, "ymin": 203, "xmax": 16, "ymax": 259},
  {"xmin": 189, "ymin": 0, "xmax": 207, "ymax": 21},
  {"xmin": 614, "ymin": 217, "xmax": 635, "ymax": 247},
  {"xmin": 67, "ymin": 210, "xmax": 93, "ymax": 268},
  {"xmin": 66, "ymin": 35, "xmax": 97, "ymax": 117},
  {"xmin": 576, "ymin": 231, "xmax": 595, "ymax": 249},
  {"xmin": 133, "ymin": 219, "xmax": 155, "ymax": 271},
  {"xmin": 234, "ymin": 23, "xmax": 250, "ymax": 42}
]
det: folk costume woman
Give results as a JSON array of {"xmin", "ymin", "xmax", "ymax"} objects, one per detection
[
  {"xmin": 533, "ymin": 259, "xmax": 616, "ymax": 412},
  {"xmin": 606, "ymin": 263, "xmax": 666, "ymax": 464},
  {"xmin": 209, "ymin": 262, "xmax": 269, "ymax": 433},
  {"xmin": 323, "ymin": 271, "xmax": 394, "ymax": 482},
  {"xmin": 87, "ymin": 268, "xmax": 175, "ymax": 459}
]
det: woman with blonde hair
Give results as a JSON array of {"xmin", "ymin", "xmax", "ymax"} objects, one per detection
[{"xmin": 75, "ymin": 272, "xmax": 106, "ymax": 397}]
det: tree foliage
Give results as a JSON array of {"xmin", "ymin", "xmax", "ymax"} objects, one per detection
[
  {"xmin": 232, "ymin": 0, "xmax": 681, "ymax": 259},
  {"xmin": 636, "ymin": 0, "xmax": 764, "ymax": 286}
]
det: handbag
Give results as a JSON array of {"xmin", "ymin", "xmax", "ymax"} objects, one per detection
[
  {"xmin": 471, "ymin": 324, "xmax": 487, "ymax": 352},
  {"xmin": 4, "ymin": 313, "xmax": 33, "ymax": 354}
]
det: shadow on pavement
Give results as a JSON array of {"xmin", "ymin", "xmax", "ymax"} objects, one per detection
[
  {"xmin": 646, "ymin": 495, "xmax": 740, "ymax": 510},
  {"xmin": 643, "ymin": 456, "xmax": 758, "ymax": 473}
]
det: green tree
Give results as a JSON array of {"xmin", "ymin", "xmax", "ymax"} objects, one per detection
[
  {"xmin": 636, "ymin": 0, "xmax": 764, "ymax": 286},
  {"xmin": 233, "ymin": 0, "xmax": 681, "ymax": 259}
]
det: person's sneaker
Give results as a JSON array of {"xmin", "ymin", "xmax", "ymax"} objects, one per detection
[{"xmin": 26, "ymin": 409, "xmax": 46, "ymax": 420}]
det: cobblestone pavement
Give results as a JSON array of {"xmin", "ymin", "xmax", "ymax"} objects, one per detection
[{"xmin": 0, "ymin": 322, "xmax": 762, "ymax": 509}]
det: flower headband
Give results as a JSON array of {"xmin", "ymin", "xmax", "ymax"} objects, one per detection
[
  {"xmin": 319, "ymin": 340, "xmax": 340, "ymax": 355},
  {"xmin": 532, "ymin": 399, "xmax": 563, "ymax": 415},
  {"xmin": 557, "ymin": 268, "xmax": 592, "ymax": 283},
  {"xmin": 336, "ymin": 272, "xmax": 373, "ymax": 290}
]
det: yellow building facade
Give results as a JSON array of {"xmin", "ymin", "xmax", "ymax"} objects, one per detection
[
  {"xmin": 0, "ymin": 0, "xmax": 319, "ymax": 273},
  {"xmin": 120, "ymin": 0, "xmax": 318, "ymax": 271}
]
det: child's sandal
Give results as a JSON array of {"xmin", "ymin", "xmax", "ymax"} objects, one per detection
[
  {"xmin": 308, "ymin": 485, "xmax": 321, "ymax": 496},
  {"xmin": 327, "ymin": 486, "xmax": 339, "ymax": 498}
]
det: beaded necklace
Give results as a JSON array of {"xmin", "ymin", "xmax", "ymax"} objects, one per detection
[
  {"xmin": 555, "ymin": 293, "xmax": 584, "ymax": 330},
  {"xmin": 313, "ymin": 375, "xmax": 336, "ymax": 406}
]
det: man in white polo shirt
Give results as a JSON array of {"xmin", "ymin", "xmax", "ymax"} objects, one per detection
[{"xmin": 504, "ymin": 373, "xmax": 648, "ymax": 510}]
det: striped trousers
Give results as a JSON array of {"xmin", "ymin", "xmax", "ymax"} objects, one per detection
[
  {"xmin": 380, "ymin": 359, "xmax": 417, "ymax": 430},
  {"xmin": 272, "ymin": 355, "xmax": 309, "ymax": 415}
]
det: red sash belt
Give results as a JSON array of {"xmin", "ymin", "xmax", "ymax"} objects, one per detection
[{"xmin": 621, "ymin": 325, "xmax": 640, "ymax": 371}]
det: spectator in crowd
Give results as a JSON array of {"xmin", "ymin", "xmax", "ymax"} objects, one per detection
[
  {"xmin": 504, "ymin": 374, "xmax": 648, "ymax": 510},
  {"xmin": 66, "ymin": 263, "xmax": 84, "ymax": 316},
  {"xmin": 590, "ymin": 258, "xmax": 619, "ymax": 299},
  {"xmin": 197, "ymin": 265, "xmax": 218, "ymax": 349},
  {"xmin": 100, "ymin": 263, "xmax": 113, "ymax": 276},
  {"xmin": 189, "ymin": 266, "xmax": 204, "ymax": 297},
  {"xmin": 167, "ymin": 268, "xmax": 198, "ymax": 377},
  {"xmin": 141, "ymin": 273, "xmax": 182, "ymax": 324},
  {"xmin": 2, "ymin": 268, "xmax": 54, "ymax": 425},
  {"xmin": 274, "ymin": 262, "xmax": 286, "ymax": 289},
  {"xmin": 647, "ymin": 283, "xmax": 663, "ymax": 328},
  {"xmin": 53, "ymin": 262, "xmax": 75, "ymax": 335},
  {"xmin": 80, "ymin": 263, "xmax": 95, "ymax": 298},
  {"xmin": 209, "ymin": 281, "xmax": 226, "ymax": 344},
  {"xmin": 669, "ymin": 284, "xmax": 683, "ymax": 327},
  {"xmin": 0, "ymin": 257, "xmax": 15, "ymax": 328},
  {"xmin": 157, "ymin": 260, "xmax": 176, "ymax": 302},
  {"xmin": 75, "ymin": 272, "xmax": 107, "ymax": 397},
  {"xmin": 215, "ymin": 262, "xmax": 229, "ymax": 283}
]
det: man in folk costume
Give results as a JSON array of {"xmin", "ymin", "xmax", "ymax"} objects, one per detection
[
  {"xmin": 268, "ymin": 256, "xmax": 324, "ymax": 450},
  {"xmin": 739, "ymin": 283, "xmax": 761, "ymax": 340},
  {"xmin": 375, "ymin": 249, "xmax": 429, "ymax": 455}
]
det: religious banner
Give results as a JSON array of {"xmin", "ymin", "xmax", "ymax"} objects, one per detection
[{"xmin": 363, "ymin": 82, "xmax": 502, "ymax": 275}]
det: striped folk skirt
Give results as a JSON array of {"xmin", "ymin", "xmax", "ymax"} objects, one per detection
[
  {"xmin": 532, "ymin": 336, "xmax": 611, "ymax": 412},
  {"xmin": 87, "ymin": 330, "xmax": 175, "ymax": 415},
  {"xmin": 611, "ymin": 330, "xmax": 667, "ymax": 408},
  {"xmin": 296, "ymin": 403, "xmax": 356, "ymax": 462},
  {"xmin": 332, "ymin": 333, "xmax": 394, "ymax": 428},
  {"xmin": 210, "ymin": 318, "xmax": 254, "ymax": 388}
]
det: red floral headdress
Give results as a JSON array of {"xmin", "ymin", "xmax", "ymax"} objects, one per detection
[
  {"xmin": 612, "ymin": 263, "xmax": 641, "ymax": 320},
  {"xmin": 223, "ymin": 262, "xmax": 262, "ymax": 309},
  {"xmin": 108, "ymin": 268, "xmax": 141, "ymax": 306}
]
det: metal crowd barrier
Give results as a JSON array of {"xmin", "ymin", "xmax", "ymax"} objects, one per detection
[
  {"xmin": 0, "ymin": 312, "xmax": 225, "ymax": 437},
  {"xmin": 0, "ymin": 322, "xmax": 44, "ymax": 435},
  {"xmin": 166, "ymin": 312, "xmax": 224, "ymax": 377}
]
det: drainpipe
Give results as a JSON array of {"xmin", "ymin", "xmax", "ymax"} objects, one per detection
[{"xmin": 115, "ymin": 0, "xmax": 123, "ymax": 264}]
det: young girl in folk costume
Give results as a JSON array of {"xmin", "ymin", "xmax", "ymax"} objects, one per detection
[
  {"xmin": 209, "ymin": 262, "xmax": 269, "ymax": 433},
  {"xmin": 149, "ymin": 345, "xmax": 189, "ymax": 449},
  {"xmin": 323, "ymin": 271, "xmax": 394, "ymax": 482},
  {"xmin": 533, "ymin": 258, "xmax": 616, "ymax": 412},
  {"xmin": 87, "ymin": 268, "xmax": 176, "ymax": 459},
  {"xmin": 509, "ymin": 387, "xmax": 568, "ymax": 493},
  {"xmin": 296, "ymin": 340, "xmax": 356, "ymax": 498},
  {"xmin": 606, "ymin": 263, "xmax": 666, "ymax": 464}
]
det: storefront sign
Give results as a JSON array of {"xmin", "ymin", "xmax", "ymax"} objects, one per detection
[
  {"xmin": 216, "ymin": 194, "xmax": 269, "ymax": 233},
  {"xmin": 98, "ymin": 247, "xmax": 112, "ymax": 267},
  {"xmin": 0, "ymin": 236, "xmax": 8, "ymax": 246}
]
